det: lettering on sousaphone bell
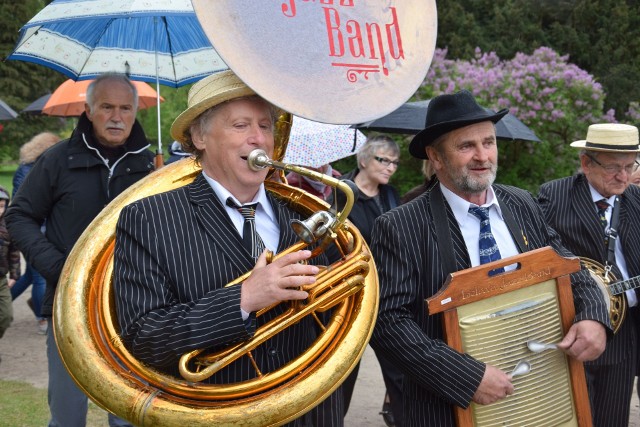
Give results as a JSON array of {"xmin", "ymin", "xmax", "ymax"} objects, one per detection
[
  {"xmin": 193, "ymin": 0, "xmax": 437, "ymax": 124},
  {"xmin": 281, "ymin": 0, "xmax": 404, "ymax": 81}
]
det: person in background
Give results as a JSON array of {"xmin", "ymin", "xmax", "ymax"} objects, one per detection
[
  {"xmin": 369, "ymin": 90, "xmax": 609, "ymax": 426},
  {"xmin": 9, "ymin": 132, "xmax": 60, "ymax": 335},
  {"xmin": 0, "ymin": 186, "xmax": 21, "ymax": 347},
  {"xmin": 166, "ymin": 140, "xmax": 191, "ymax": 164},
  {"xmin": 328, "ymin": 134, "xmax": 403, "ymax": 426},
  {"xmin": 6, "ymin": 73, "xmax": 155, "ymax": 427},
  {"xmin": 285, "ymin": 163, "xmax": 341, "ymax": 200},
  {"xmin": 113, "ymin": 70, "xmax": 343, "ymax": 426},
  {"xmin": 401, "ymin": 159, "xmax": 435, "ymax": 204},
  {"xmin": 538, "ymin": 123, "xmax": 640, "ymax": 427}
]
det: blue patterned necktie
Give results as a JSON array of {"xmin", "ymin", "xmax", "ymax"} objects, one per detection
[
  {"xmin": 227, "ymin": 198, "xmax": 266, "ymax": 259},
  {"xmin": 468, "ymin": 206, "xmax": 505, "ymax": 276}
]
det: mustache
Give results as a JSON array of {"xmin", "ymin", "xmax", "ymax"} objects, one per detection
[
  {"xmin": 106, "ymin": 122, "xmax": 126, "ymax": 130},
  {"xmin": 468, "ymin": 161, "xmax": 494, "ymax": 169}
]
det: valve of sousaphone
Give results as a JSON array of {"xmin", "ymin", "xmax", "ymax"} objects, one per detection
[
  {"xmin": 247, "ymin": 149, "xmax": 346, "ymax": 244},
  {"xmin": 291, "ymin": 211, "xmax": 336, "ymax": 244}
]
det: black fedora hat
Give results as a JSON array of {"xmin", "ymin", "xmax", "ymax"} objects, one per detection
[{"xmin": 408, "ymin": 90, "xmax": 509, "ymax": 159}]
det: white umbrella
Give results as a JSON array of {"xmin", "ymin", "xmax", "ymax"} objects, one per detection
[{"xmin": 283, "ymin": 116, "xmax": 367, "ymax": 168}]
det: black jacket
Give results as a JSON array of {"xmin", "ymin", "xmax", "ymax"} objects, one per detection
[
  {"xmin": 6, "ymin": 114, "xmax": 155, "ymax": 317},
  {"xmin": 328, "ymin": 168, "xmax": 400, "ymax": 244}
]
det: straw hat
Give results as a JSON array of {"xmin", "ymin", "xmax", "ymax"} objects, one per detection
[
  {"xmin": 171, "ymin": 70, "xmax": 257, "ymax": 144},
  {"xmin": 570, "ymin": 123, "xmax": 640, "ymax": 152}
]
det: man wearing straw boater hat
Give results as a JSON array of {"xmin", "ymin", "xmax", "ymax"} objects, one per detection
[
  {"xmin": 539, "ymin": 123, "xmax": 640, "ymax": 426},
  {"xmin": 369, "ymin": 90, "xmax": 611, "ymax": 426},
  {"xmin": 112, "ymin": 70, "xmax": 343, "ymax": 426}
]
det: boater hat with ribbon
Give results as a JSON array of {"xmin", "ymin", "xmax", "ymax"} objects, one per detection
[
  {"xmin": 171, "ymin": 70, "xmax": 258, "ymax": 145},
  {"xmin": 409, "ymin": 90, "xmax": 509, "ymax": 159},
  {"xmin": 570, "ymin": 123, "xmax": 640, "ymax": 153},
  {"xmin": 171, "ymin": 70, "xmax": 285, "ymax": 145}
]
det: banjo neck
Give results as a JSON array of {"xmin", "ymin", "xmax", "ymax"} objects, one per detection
[{"xmin": 609, "ymin": 275, "xmax": 640, "ymax": 296}]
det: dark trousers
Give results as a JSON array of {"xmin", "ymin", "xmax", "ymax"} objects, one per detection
[
  {"xmin": 342, "ymin": 348, "xmax": 404, "ymax": 427},
  {"xmin": 376, "ymin": 349, "xmax": 404, "ymax": 427},
  {"xmin": 585, "ymin": 358, "xmax": 636, "ymax": 427}
]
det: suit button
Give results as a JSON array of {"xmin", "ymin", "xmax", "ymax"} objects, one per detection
[
  {"xmin": 126, "ymin": 168, "xmax": 131, "ymax": 173},
  {"xmin": 268, "ymin": 348, "xmax": 278, "ymax": 357}
]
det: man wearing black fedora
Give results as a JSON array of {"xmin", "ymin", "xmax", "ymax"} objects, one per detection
[
  {"xmin": 539, "ymin": 123, "xmax": 640, "ymax": 426},
  {"xmin": 369, "ymin": 90, "xmax": 611, "ymax": 426}
]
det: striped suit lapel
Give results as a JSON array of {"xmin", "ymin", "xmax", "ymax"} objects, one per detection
[
  {"xmin": 426, "ymin": 184, "xmax": 471, "ymax": 271},
  {"xmin": 188, "ymin": 174, "xmax": 256, "ymax": 271},
  {"xmin": 571, "ymin": 176, "xmax": 606, "ymax": 256},
  {"xmin": 619, "ymin": 193, "xmax": 640, "ymax": 276},
  {"xmin": 494, "ymin": 187, "xmax": 529, "ymax": 252}
]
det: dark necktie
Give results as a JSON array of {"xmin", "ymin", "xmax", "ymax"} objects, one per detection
[
  {"xmin": 227, "ymin": 198, "xmax": 266, "ymax": 259},
  {"xmin": 468, "ymin": 206, "xmax": 505, "ymax": 276},
  {"xmin": 595, "ymin": 199, "xmax": 609, "ymax": 230}
]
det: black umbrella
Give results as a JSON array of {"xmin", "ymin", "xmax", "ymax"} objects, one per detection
[
  {"xmin": 21, "ymin": 94, "xmax": 51, "ymax": 115},
  {"xmin": 356, "ymin": 100, "xmax": 541, "ymax": 143},
  {"xmin": 0, "ymin": 99, "xmax": 18, "ymax": 121}
]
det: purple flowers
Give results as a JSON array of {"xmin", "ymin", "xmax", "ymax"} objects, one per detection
[{"xmin": 421, "ymin": 47, "xmax": 615, "ymax": 146}]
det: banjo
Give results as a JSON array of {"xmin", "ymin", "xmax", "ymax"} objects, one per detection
[{"xmin": 581, "ymin": 257, "xmax": 631, "ymax": 334}]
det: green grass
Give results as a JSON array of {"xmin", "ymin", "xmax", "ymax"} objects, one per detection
[
  {"xmin": 0, "ymin": 164, "xmax": 18, "ymax": 196},
  {"xmin": 0, "ymin": 380, "xmax": 112, "ymax": 427}
]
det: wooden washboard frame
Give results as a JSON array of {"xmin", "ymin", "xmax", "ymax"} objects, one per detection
[{"xmin": 426, "ymin": 247, "xmax": 592, "ymax": 427}]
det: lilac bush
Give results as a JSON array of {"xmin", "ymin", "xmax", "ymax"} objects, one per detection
[{"xmin": 417, "ymin": 47, "xmax": 617, "ymax": 190}]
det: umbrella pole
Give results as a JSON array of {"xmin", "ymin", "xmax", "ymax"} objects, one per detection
[{"xmin": 154, "ymin": 17, "xmax": 164, "ymax": 169}]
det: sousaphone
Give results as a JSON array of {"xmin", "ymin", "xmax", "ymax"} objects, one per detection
[{"xmin": 53, "ymin": 2, "xmax": 438, "ymax": 426}]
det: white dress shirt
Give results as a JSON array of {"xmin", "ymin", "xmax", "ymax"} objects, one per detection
[
  {"xmin": 202, "ymin": 171, "xmax": 280, "ymax": 252},
  {"xmin": 202, "ymin": 172, "xmax": 282, "ymax": 320},
  {"xmin": 440, "ymin": 183, "xmax": 519, "ymax": 271},
  {"xmin": 588, "ymin": 184, "xmax": 637, "ymax": 307}
]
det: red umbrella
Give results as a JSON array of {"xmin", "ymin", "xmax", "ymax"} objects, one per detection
[{"xmin": 42, "ymin": 79, "xmax": 164, "ymax": 117}]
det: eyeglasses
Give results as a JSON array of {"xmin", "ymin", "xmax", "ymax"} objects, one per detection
[
  {"xmin": 585, "ymin": 153, "xmax": 639, "ymax": 175},
  {"xmin": 374, "ymin": 156, "xmax": 400, "ymax": 167}
]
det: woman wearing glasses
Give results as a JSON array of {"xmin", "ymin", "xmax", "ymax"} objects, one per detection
[
  {"xmin": 329, "ymin": 134, "xmax": 403, "ymax": 427},
  {"xmin": 330, "ymin": 135, "xmax": 401, "ymax": 243}
]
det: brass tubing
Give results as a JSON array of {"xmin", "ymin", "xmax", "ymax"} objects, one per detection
[{"xmin": 54, "ymin": 155, "xmax": 379, "ymax": 426}]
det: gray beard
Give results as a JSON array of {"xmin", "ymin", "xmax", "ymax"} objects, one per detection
[
  {"xmin": 457, "ymin": 170, "xmax": 496, "ymax": 193},
  {"xmin": 443, "ymin": 157, "xmax": 497, "ymax": 195}
]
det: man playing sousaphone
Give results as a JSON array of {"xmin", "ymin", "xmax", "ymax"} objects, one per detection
[
  {"xmin": 369, "ymin": 90, "xmax": 610, "ymax": 426},
  {"xmin": 539, "ymin": 123, "xmax": 640, "ymax": 427},
  {"xmin": 112, "ymin": 70, "xmax": 344, "ymax": 426}
]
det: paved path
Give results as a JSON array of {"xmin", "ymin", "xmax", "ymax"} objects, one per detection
[
  {"xmin": 1, "ymin": 294, "xmax": 638, "ymax": 426},
  {"xmin": 0, "ymin": 294, "xmax": 387, "ymax": 426}
]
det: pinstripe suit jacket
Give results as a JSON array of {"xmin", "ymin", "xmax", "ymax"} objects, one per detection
[
  {"xmin": 539, "ymin": 174, "xmax": 640, "ymax": 366},
  {"xmin": 113, "ymin": 173, "xmax": 342, "ymax": 426},
  {"xmin": 369, "ymin": 180, "xmax": 611, "ymax": 427}
]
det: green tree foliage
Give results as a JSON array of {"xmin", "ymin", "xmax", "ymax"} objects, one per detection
[
  {"xmin": 418, "ymin": 47, "xmax": 613, "ymax": 192},
  {"xmin": 552, "ymin": 0, "xmax": 640, "ymax": 115},
  {"xmin": 135, "ymin": 84, "xmax": 191, "ymax": 156},
  {"xmin": 436, "ymin": 0, "xmax": 640, "ymax": 121},
  {"xmin": 0, "ymin": 0, "xmax": 67, "ymax": 161}
]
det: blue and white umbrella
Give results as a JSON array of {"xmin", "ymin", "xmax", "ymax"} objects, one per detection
[
  {"xmin": 8, "ymin": 0, "xmax": 229, "ymax": 154},
  {"xmin": 8, "ymin": 0, "xmax": 226, "ymax": 87}
]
